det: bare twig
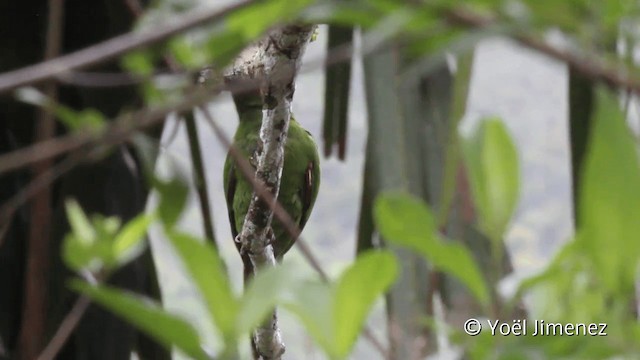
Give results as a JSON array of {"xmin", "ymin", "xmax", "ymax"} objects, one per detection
[
  {"xmin": 0, "ymin": 152, "xmax": 89, "ymax": 247},
  {"xmin": 0, "ymin": 0, "xmax": 253, "ymax": 94},
  {"xmin": 0, "ymin": 134, "xmax": 89, "ymax": 176},
  {"xmin": 443, "ymin": 7, "xmax": 638, "ymax": 92},
  {"xmin": 123, "ymin": 0, "xmax": 144, "ymax": 17},
  {"xmin": 0, "ymin": 83, "xmax": 227, "ymax": 176},
  {"xmin": 0, "ymin": 85, "xmax": 226, "ymax": 246},
  {"xmin": 57, "ymin": 71, "xmax": 150, "ymax": 87},
  {"xmin": 36, "ymin": 296, "xmax": 91, "ymax": 360},
  {"xmin": 17, "ymin": 1, "xmax": 64, "ymax": 358},
  {"xmin": 0, "ymin": 29, "xmax": 361, "ymax": 178},
  {"xmin": 184, "ymin": 111, "xmax": 218, "ymax": 250}
]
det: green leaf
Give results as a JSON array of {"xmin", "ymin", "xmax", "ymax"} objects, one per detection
[
  {"xmin": 153, "ymin": 177, "xmax": 189, "ymax": 228},
  {"xmin": 122, "ymin": 51, "xmax": 155, "ymax": 76},
  {"xmin": 463, "ymin": 117, "xmax": 520, "ymax": 241},
  {"xmin": 374, "ymin": 192, "xmax": 490, "ymax": 305},
  {"xmin": 282, "ymin": 281, "xmax": 334, "ymax": 354},
  {"xmin": 166, "ymin": 232, "xmax": 238, "ymax": 338},
  {"xmin": 62, "ymin": 201, "xmax": 129, "ymax": 273},
  {"xmin": 112, "ymin": 214, "xmax": 153, "ymax": 267},
  {"xmin": 65, "ymin": 199, "xmax": 95, "ymax": 244},
  {"xmin": 578, "ymin": 87, "xmax": 640, "ymax": 293},
  {"xmin": 333, "ymin": 251, "xmax": 397, "ymax": 357},
  {"xmin": 228, "ymin": 0, "xmax": 312, "ymax": 39},
  {"xmin": 63, "ymin": 233, "xmax": 100, "ymax": 273},
  {"xmin": 62, "ymin": 200, "xmax": 103, "ymax": 272},
  {"xmin": 238, "ymin": 263, "xmax": 299, "ymax": 336},
  {"xmin": 71, "ymin": 281, "xmax": 207, "ymax": 360},
  {"xmin": 16, "ymin": 87, "xmax": 107, "ymax": 132}
]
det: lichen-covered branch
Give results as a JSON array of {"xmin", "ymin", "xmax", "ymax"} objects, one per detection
[{"xmin": 226, "ymin": 24, "xmax": 315, "ymax": 359}]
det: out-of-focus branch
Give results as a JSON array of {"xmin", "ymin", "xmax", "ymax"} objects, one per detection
[
  {"xmin": 184, "ymin": 111, "xmax": 219, "ymax": 250},
  {"xmin": 123, "ymin": 0, "xmax": 221, "ymax": 262},
  {"xmin": 443, "ymin": 7, "xmax": 635, "ymax": 92},
  {"xmin": 0, "ymin": 84, "xmax": 227, "ymax": 239},
  {"xmin": 17, "ymin": 0, "xmax": 64, "ymax": 358},
  {"xmin": 0, "ymin": 0, "xmax": 253, "ymax": 94},
  {"xmin": 36, "ymin": 296, "xmax": 91, "ymax": 360},
  {"xmin": 226, "ymin": 24, "xmax": 315, "ymax": 359},
  {"xmin": 0, "ymin": 76, "xmax": 263, "ymax": 178}
]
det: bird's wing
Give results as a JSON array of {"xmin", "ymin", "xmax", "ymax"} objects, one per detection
[
  {"xmin": 225, "ymin": 155, "xmax": 255, "ymax": 283},
  {"xmin": 298, "ymin": 159, "xmax": 319, "ymax": 231},
  {"xmin": 223, "ymin": 154, "xmax": 240, "ymax": 241}
]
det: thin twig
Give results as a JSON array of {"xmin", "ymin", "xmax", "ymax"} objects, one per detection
[
  {"xmin": 0, "ymin": 85, "xmax": 223, "ymax": 235},
  {"xmin": 0, "ymin": 80, "xmax": 267, "ymax": 251},
  {"xmin": 0, "ymin": 0, "xmax": 253, "ymax": 94},
  {"xmin": 36, "ymin": 296, "xmax": 91, "ymax": 360},
  {"xmin": 0, "ymin": 151, "xmax": 89, "ymax": 245},
  {"xmin": 0, "ymin": 3, "xmax": 632, "ymax": 180},
  {"xmin": 0, "ymin": 31, "xmax": 362, "ymax": 178},
  {"xmin": 443, "ymin": 7, "xmax": 638, "ymax": 92},
  {"xmin": 57, "ymin": 71, "xmax": 149, "ymax": 87},
  {"xmin": 123, "ymin": 0, "xmax": 144, "ymax": 17},
  {"xmin": 184, "ymin": 111, "xmax": 218, "ymax": 250},
  {"xmin": 0, "ymin": 83, "xmax": 228, "ymax": 176}
]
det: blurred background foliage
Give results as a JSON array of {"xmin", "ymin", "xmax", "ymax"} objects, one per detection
[{"xmin": 3, "ymin": 0, "xmax": 640, "ymax": 359}]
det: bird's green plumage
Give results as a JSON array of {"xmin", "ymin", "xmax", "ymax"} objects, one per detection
[{"xmin": 223, "ymin": 105, "xmax": 320, "ymax": 282}]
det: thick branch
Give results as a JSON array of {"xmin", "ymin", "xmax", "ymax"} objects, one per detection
[{"xmin": 231, "ymin": 24, "xmax": 315, "ymax": 360}]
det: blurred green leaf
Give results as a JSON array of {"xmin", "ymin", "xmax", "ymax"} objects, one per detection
[
  {"xmin": 205, "ymin": 30, "xmax": 247, "ymax": 66},
  {"xmin": 112, "ymin": 214, "xmax": 152, "ymax": 267},
  {"xmin": 62, "ymin": 200, "xmax": 105, "ymax": 272},
  {"xmin": 228, "ymin": 0, "xmax": 312, "ymax": 39},
  {"xmin": 523, "ymin": 0, "xmax": 586, "ymax": 28},
  {"xmin": 71, "ymin": 281, "xmax": 207, "ymax": 360},
  {"xmin": 269, "ymin": 252, "xmax": 396, "ymax": 358},
  {"xmin": 65, "ymin": 199, "xmax": 96, "ymax": 245},
  {"xmin": 63, "ymin": 233, "xmax": 100, "ymax": 273},
  {"xmin": 578, "ymin": 87, "xmax": 640, "ymax": 294},
  {"xmin": 63, "ymin": 200, "xmax": 150, "ymax": 273},
  {"xmin": 283, "ymin": 281, "xmax": 334, "ymax": 354},
  {"xmin": 169, "ymin": 38, "xmax": 204, "ymax": 69},
  {"xmin": 166, "ymin": 232, "xmax": 238, "ymax": 339},
  {"xmin": 153, "ymin": 177, "xmax": 189, "ymax": 228},
  {"xmin": 374, "ymin": 192, "xmax": 490, "ymax": 305},
  {"xmin": 333, "ymin": 251, "xmax": 397, "ymax": 357},
  {"xmin": 204, "ymin": 0, "xmax": 313, "ymax": 66},
  {"xmin": 463, "ymin": 117, "xmax": 519, "ymax": 242},
  {"xmin": 15, "ymin": 87, "xmax": 106, "ymax": 132},
  {"xmin": 122, "ymin": 51, "xmax": 155, "ymax": 76},
  {"xmin": 238, "ymin": 263, "xmax": 299, "ymax": 336}
]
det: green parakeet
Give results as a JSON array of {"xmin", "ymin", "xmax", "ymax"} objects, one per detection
[{"xmin": 224, "ymin": 99, "xmax": 321, "ymax": 284}]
